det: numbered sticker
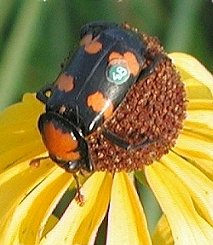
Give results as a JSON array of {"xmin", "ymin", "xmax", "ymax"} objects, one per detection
[{"xmin": 106, "ymin": 60, "xmax": 130, "ymax": 84}]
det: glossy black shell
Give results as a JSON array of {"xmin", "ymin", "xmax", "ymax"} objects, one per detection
[{"xmin": 38, "ymin": 22, "xmax": 146, "ymax": 135}]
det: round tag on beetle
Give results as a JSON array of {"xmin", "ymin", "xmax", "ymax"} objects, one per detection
[{"xmin": 106, "ymin": 59, "xmax": 130, "ymax": 85}]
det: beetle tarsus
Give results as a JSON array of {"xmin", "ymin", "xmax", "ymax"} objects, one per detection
[
  {"xmin": 29, "ymin": 155, "xmax": 49, "ymax": 168},
  {"xmin": 73, "ymin": 173, "xmax": 85, "ymax": 206}
]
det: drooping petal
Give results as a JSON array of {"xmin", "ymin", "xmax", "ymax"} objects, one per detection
[
  {"xmin": 41, "ymin": 172, "xmax": 112, "ymax": 245},
  {"xmin": 169, "ymin": 53, "xmax": 213, "ymax": 98},
  {"xmin": 106, "ymin": 172, "xmax": 152, "ymax": 245},
  {"xmin": 0, "ymin": 156, "xmax": 55, "ymax": 223},
  {"xmin": 161, "ymin": 152, "xmax": 213, "ymax": 226},
  {"xmin": 152, "ymin": 215, "xmax": 173, "ymax": 245},
  {"xmin": 0, "ymin": 167, "xmax": 72, "ymax": 245},
  {"xmin": 145, "ymin": 162, "xmax": 213, "ymax": 245}
]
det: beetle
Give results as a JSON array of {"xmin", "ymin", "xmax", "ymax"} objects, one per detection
[{"xmin": 35, "ymin": 21, "xmax": 161, "ymax": 177}]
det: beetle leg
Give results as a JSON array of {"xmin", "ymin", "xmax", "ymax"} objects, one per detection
[
  {"xmin": 29, "ymin": 155, "xmax": 49, "ymax": 168},
  {"xmin": 73, "ymin": 173, "xmax": 85, "ymax": 206},
  {"xmin": 138, "ymin": 54, "xmax": 165, "ymax": 82},
  {"xmin": 103, "ymin": 127, "xmax": 153, "ymax": 151},
  {"xmin": 36, "ymin": 84, "xmax": 54, "ymax": 104}
]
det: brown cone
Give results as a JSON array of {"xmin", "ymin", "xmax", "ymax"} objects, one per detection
[{"xmin": 87, "ymin": 30, "xmax": 186, "ymax": 172}]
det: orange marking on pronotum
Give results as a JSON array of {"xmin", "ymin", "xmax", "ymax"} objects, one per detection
[
  {"xmin": 87, "ymin": 91, "xmax": 114, "ymax": 119},
  {"xmin": 56, "ymin": 73, "xmax": 74, "ymax": 92},
  {"xmin": 109, "ymin": 51, "xmax": 140, "ymax": 76},
  {"xmin": 42, "ymin": 122, "xmax": 80, "ymax": 161},
  {"xmin": 80, "ymin": 34, "xmax": 93, "ymax": 46},
  {"xmin": 84, "ymin": 36, "xmax": 102, "ymax": 54}
]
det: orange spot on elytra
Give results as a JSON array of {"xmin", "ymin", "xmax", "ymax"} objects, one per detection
[
  {"xmin": 42, "ymin": 122, "xmax": 80, "ymax": 161},
  {"xmin": 109, "ymin": 51, "xmax": 140, "ymax": 76},
  {"xmin": 109, "ymin": 52, "xmax": 123, "ymax": 61},
  {"xmin": 80, "ymin": 34, "xmax": 93, "ymax": 46},
  {"xmin": 87, "ymin": 91, "xmax": 114, "ymax": 119},
  {"xmin": 124, "ymin": 52, "xmax": 140, "ymax": 76},
  {"xmin": 56, "ymin": 73, "xmax": 74, "ymax": 92},
  {"xmin": 84, "ymin": 36, "xmax": 102, "ymax": 54}
]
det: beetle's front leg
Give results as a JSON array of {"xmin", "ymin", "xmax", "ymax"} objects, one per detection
[
  {"xmin": 103, "ymin": 127, "xmax": 153, "ymax": 151},
  {"xmin": 138, "ymin": 53, "xmax": 165, "ymax": 82}
]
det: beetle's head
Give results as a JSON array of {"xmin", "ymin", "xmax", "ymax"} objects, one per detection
[{"xmin": 38, "ymin": 111, "xmax": 93, "ymax": 173}]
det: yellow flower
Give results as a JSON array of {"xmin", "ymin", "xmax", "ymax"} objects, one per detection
[{"xmin": 0, "ymin": 53, "xmax": 213, "ymax": 245}]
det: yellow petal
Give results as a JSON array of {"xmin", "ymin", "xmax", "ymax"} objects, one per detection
[
  {"xmin": 185, "ymin": 100, "xmax": 213, "ymax": 133},
  {"xmin": 184, "ymin": 122, "xmax": 213, "ymax": 139},
  {"xmin": 187, "ymin": 100, "xmax": 213, "ymax": 110},
  {"xmin": 0, "ymin": 167, "xmax": 71, "ymax": 245},
  {"xmin": 161, "ymin": 152, "xmax": 213, "ymax": 226},
  {"xmin": 0, "ymin": 93, "xmax": 46, "ymax": 171},
  {"xmin": 42, "ymin": 215, "xmax": 59, "ymax": 237},
  {"xmin": 0, "ymin": 93, "xmax": 43, "ymax": 126},
  {"xmin": 184, "ymin": 121, "xmax": 213, "ymax": 138},
  {"xmin": 106, "ymin": 172, "xmax": 151, "ymax": 245},
  {"xmin": 183, "ymin": 78, "xmax": 212, "ymax": 100},
  {"xmin": 175, "ymin": 131, "xmax": 213, "ymax": 161},
  {"xmin": 145, "ymin": 163, "xmax": 213, "ymax": 245},
  {"xmin": 174, "ymin": 130, "xmax": 213, "ymax": 179},
  {"xmin": 41, "ymin": 172, "xmax": 112, "ymax": 245},
  {"xmin": 176, "ymin": 99, "xmax": 213, "ymax": 177},
  {"xmin": 0, "ymin": 140, "xmax": 46, "ymax": 173},
  {"xmin": 0, "ymin": 156, "xmax": 55, "ymax": 222},
  {"xmin": 169, "ymin": 52, "xmax": 213, "ymax": 98},
  {"xmin": 152, "ymin": 215, "xmax": 173, "ymax": 245},
  {"xmin": 173, "ymin": 149, "xmax": 213, "ymax": 180}
]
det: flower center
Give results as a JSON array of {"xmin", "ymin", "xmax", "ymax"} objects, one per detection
[{"xmin": 87, "ymin": 33, "xmax": 186, "ymax": 172}]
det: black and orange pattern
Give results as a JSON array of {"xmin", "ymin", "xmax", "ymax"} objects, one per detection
[{"xmin": 35, "ymin": 21, "xmax": 186, "ymax": 174}]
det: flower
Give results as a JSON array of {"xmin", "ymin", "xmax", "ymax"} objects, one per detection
[{"xmin": 0, "ymin": 52, "xmax": 213, "ymax": 245}]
